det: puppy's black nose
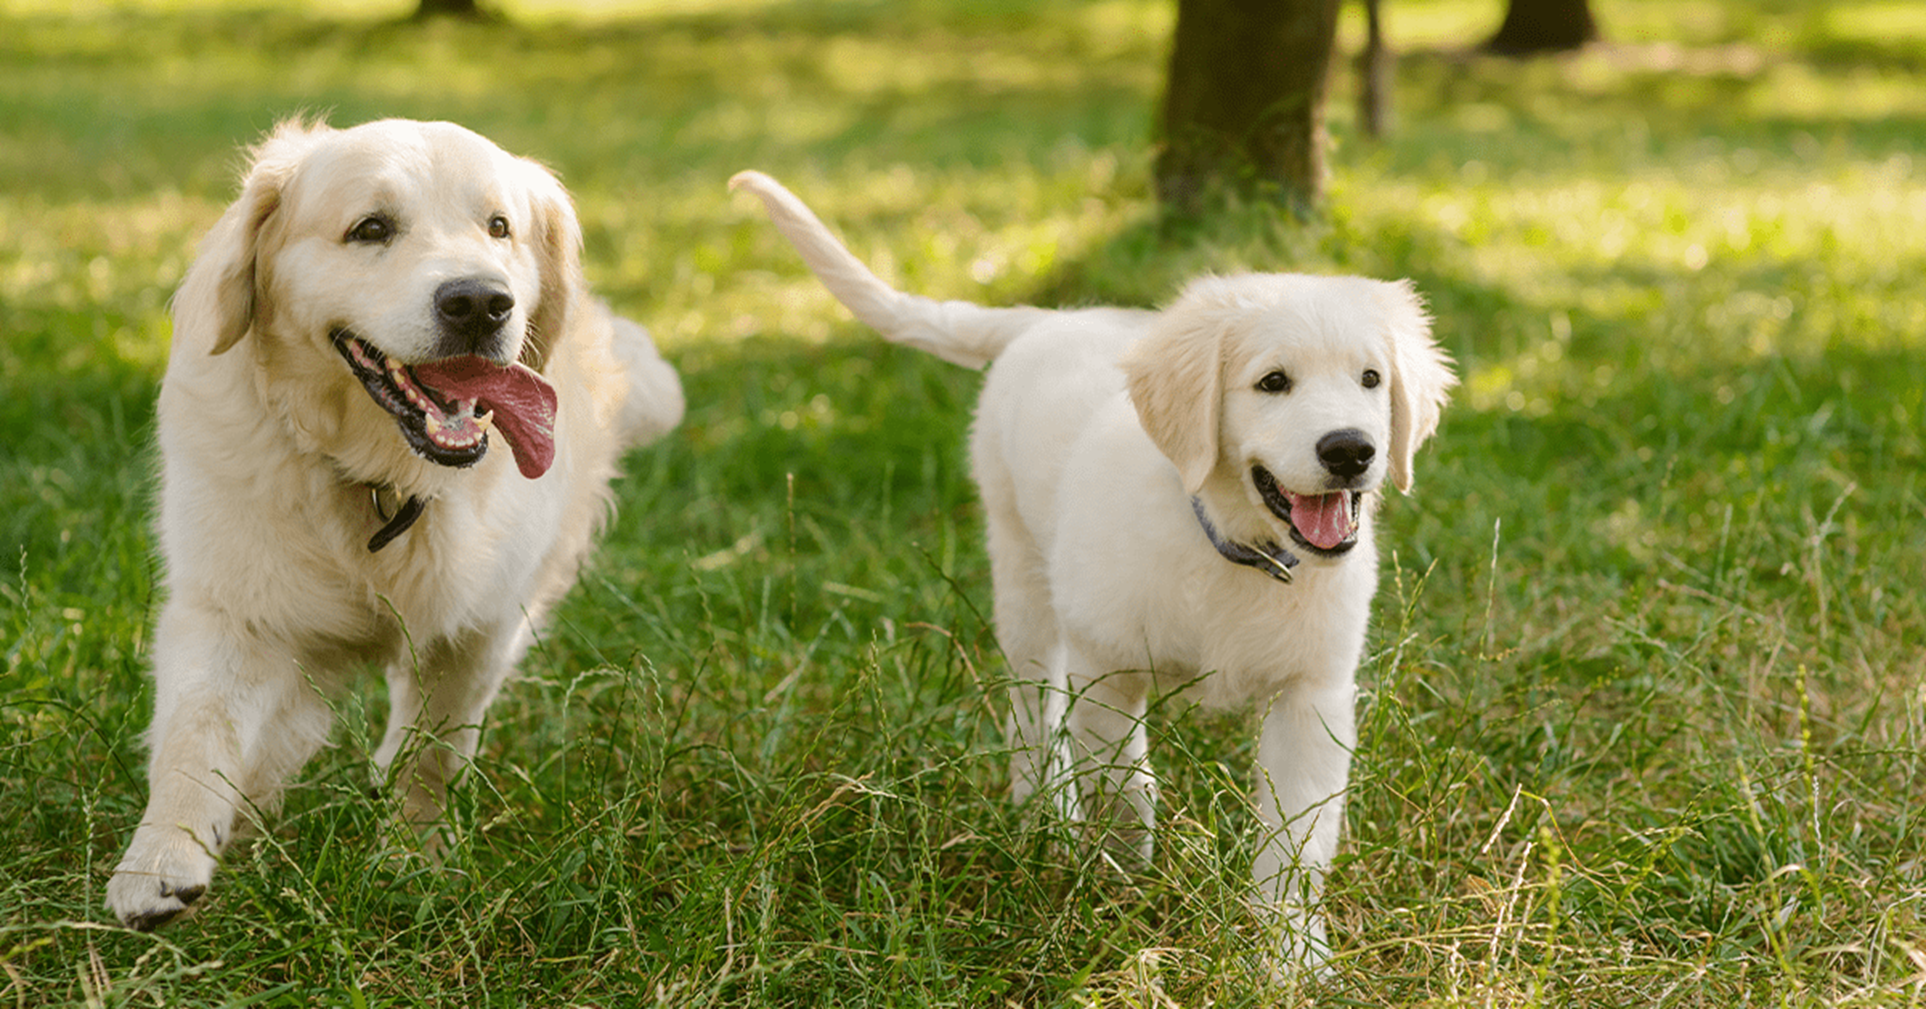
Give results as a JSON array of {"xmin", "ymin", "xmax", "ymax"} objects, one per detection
[
  {"xmin": 434, "ymin": 278, "xmax": 514, "ymax": 345},
  {"xmin": 1317, "ymin": 429, "xmax": 1375, "ymax": 479}
]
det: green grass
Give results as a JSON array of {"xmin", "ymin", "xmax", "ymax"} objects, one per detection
[{"xmin": 4, "ymin": 0, "xmax": 1925, "ymax": 1004}]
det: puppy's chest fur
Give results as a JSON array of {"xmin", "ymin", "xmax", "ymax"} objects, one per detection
[{"xmin": 1055, "ymin": 532, "xmax": 1379, "ymax": 707}]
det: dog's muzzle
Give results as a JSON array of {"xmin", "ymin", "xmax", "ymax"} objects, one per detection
[
  {"xmin": 1252, "ymin": 464, "xmax": 1364, "ymax": 557},
  {"xmin": 332, "ymin": 329, "xmax": 559, "ymax": 480}
]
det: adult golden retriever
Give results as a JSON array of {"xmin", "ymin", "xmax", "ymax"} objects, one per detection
[
  {"xmin": 731, "ymin": 170, "xmax": 1454, "ymax": 971},
  {"xmin": 107, "ymin": 119, "xmax": 683, "ymax": 930}
]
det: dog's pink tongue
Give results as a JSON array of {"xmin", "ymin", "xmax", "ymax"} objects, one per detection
[
  {"xmin": 414, "ymin": 357, "xmax": 558, "ymax": 479},
  {"xmin": 1290, "ymin": 492, "xmax": 1353, "ymax": 550}
]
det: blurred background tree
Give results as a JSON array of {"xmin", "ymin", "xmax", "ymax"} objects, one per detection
[
  {"xmin": 1358, "ymin": 0, "xmax": 1391, "ymax": 139},
  {"xmin": 1155, "ymin": 0, "xmax": 1342, "ymax": 218},
  {"xmin": 414, "ymin": 0, "xmax": 491, "ymax": 19},
  {"xmin": 1156, "ymin": 0, "xmax": 1606, "ymax": 217},
  {"xmin": 1483, "ymin": 0, "xmax": 1601, "ymax": 54}
]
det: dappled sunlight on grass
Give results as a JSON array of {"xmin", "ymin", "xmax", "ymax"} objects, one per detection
[
  {"xmin": 1348, "ymin": 156, "xmax": 1926, "ymax": 419},
  {"xmin": 0, "ymin": 195, "xmax": 208, "ymax": 388}
]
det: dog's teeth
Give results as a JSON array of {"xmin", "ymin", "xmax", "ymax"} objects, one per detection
[{"xmin": 475, "ymin": 410, "xmax": 495, "ymax": 434}]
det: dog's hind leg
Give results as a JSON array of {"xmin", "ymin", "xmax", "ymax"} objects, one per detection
[
  {"xmin": 1063, "ymin": 657, "xmax": 1157, "ymax": 870},
  {"xmin": 607, "ymin": 314, "xmax": 685, "ymax": 448},
  {"xmin": 985, "ymin": 508, "xmax": 1064, "ymax": 809},
  {"xmin": 1028, "ymin": 640, "xmax": 1084, "ymax": 824},
  {"xmin": 374, "ymin": 620, "xmax": 525, "ymax": 853},
  {"xmin": 107, "ymin": 605, "xmax": 333, "ymax": 930}
]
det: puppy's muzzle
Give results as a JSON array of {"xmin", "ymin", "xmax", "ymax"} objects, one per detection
[{"xmin": 435, "ymin": 277, "xmax": 515, "ymax": 360}]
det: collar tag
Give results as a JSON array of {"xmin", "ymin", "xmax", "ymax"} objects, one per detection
[{"xmin": 1191, "ymin": 497, "xmax": 1297, "ymax": 584}]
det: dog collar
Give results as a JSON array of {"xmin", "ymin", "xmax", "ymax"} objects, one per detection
[
  {"xmin": 1191, "ymin": 497, "xmax": 1298, "ymax": 584},
  {"xmin": 367, "ymin": 486, "xmax": 427, "ymax": 553}
]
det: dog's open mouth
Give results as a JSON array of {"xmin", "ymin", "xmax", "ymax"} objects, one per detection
[
  {"xmin": 1253, "ymin": 465, "xmax": 1363, "ymax": 557},
  {"xmin": 333, "ymin": 330, "xmax": 558, "ymax": 479}
]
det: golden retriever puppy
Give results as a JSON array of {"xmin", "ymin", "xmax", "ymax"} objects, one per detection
[
  {"xmin": 731, "ymin": 171, "xmax": 1454, "ymax": 971},
  {"xmin": 107, "ymin": 119, "xmax": 684, "ymax": 930}
]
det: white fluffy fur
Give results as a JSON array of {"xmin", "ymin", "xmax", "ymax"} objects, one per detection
[
  {"xmin": 731, "ymin": 170, "xmax": 1455, "ymax": 970},
  {"xmin": 107, "ymin": 119, "xmax": 684, "ymax": 929}
]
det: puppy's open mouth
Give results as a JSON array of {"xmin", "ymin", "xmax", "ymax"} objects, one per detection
[
  {"xmin": 1252, "ymin": 465, "xmax": 1363, "ymax": 557},
  {"xmin": 332, "ymin": 330, "xmax": 558, "ymax": 479}
]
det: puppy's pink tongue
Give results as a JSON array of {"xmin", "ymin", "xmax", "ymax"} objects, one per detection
[
  {"xmin": 1289, "ymin": 492, "xmax": 1353, "ymax": 550},
  {"xmin": 414, "ymin": 357, "xmax": 558, "ymax": 479}
]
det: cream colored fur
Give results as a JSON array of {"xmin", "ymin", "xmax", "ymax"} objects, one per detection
[
  {"xmin": 732, "ymin": 170, "xmax": 1454, "ymax": 972},
  {"xmin": 107, "ymin": 119, "xmax": 684, "ymax": 929}
]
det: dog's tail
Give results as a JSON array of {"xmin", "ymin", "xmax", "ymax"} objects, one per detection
[
  {"xmin": 729, "ymin": 170, "xmax": 1049, "ymax": 369},
  {"xmin": 610, "ymin": 314, "xmax": 685, "ymax": 448}
]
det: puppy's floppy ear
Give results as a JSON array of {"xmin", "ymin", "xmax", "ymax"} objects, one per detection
[
  {"xmin": 1378, "ymin": 279, "xmax": 1457, "ymax": 493},
  {"xmin": 177, "ymin": 119, "xmax": 326, "ymax": 356},
  {"xmin": 519, "ymin": 159, "xmax": 585, "ymax": 373},
  {"xmin": 1124, "ymin": 292, "xmax": 1230, "ymax": 495}
]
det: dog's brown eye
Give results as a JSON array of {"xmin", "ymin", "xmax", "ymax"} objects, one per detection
[
  {"xmin": 347, "ymin": 215, "xmax": 393, "ymax": 244},
  {"xmin": 1256, "ymin": 371, "xmax": 1292, "ymax": 394},
  {"xmin": 1361, "ymin": 369, "xmax": 1381, "ymax": 389},
  {"xmin": 488, "ymin": 215, "xmax": 511, "ymax": 239}
]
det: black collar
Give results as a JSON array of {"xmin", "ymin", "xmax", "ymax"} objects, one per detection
[
  {"xmin": 1191, "ymin": 497, "xmax": 1297, "ymax": 584},
  {"xmin": 367, "ymin": 488, "xmax": 426, "ymax": 553}
]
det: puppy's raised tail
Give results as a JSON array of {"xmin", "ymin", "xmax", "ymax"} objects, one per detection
[{"xmin": 730, "ymin": 170, "xmax": 1049, "ymax": 369}]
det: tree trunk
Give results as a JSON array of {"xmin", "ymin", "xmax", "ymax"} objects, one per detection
[
  {"xmin": 1483, "ymin": 0, "xmax": 1600, "ymax": 55},
  {"xmin": 1357, "ymin": 0, "xmax": 1392, "ymax": 140},
  {"xmin": 414, "ymin": 0, "xmax": 489, "ymax": 20},
  {"xmin": 1155, "ymin": 0, "xmax": 1343, "ymax": 217}
]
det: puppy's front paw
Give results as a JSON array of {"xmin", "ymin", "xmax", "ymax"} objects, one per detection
[{"xmin": 107, "ymin": 827, "xmax": 220, "ymax": 931}]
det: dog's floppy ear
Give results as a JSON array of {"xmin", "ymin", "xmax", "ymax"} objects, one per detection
[
  {"xmin": 177, "ymin": 119, "xmax": 325, "ymax": 356},
  {"xmin": 519, "ymin": 159, "xmax": 584, "ymax": 373},
  {"xmin": 1378, "ymin": 279, "xmax": 1456, "ymax": 493},
  {"xmin": 1124, "ymin": 289, "xmax": 1230, "ymax": 495}
]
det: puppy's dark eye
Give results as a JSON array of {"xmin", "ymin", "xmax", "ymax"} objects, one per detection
[
  {"xmin": 347, "ymin": 215, "xmax": 394, "ymax": 244},
  {"xmin": 1255, "ymin": 371, "xmax": 1292, "ymax": 394},
  {"xmin": 1361, "ymin": 369, "xmax": 1382, "ymax": 389},
  {"xmin": 488, "ymin": 215, "xmax": 511, "ymax": 239}
]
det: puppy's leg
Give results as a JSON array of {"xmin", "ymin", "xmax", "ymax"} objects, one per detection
[
  {"xmin": 1064, "ymin": 658, "xmax": 1157, "ymax": 869},
  {"xmin": 984, "ymin": 510, "xmax": 1062, "ymax": 807},
  {"xmin": 374, "ymin": 621, "xmax": 525, "ymax": 851},
  {"xmin": 1250, "ymin": 683, "xmax": 1356, "ymax": 971},
  {"xmin": 1029, "ymin": 641, "xmax": 1083, "ymax": 824},
  {"xmin": 108, "ymin": 606, "xmax": 332, "ymax": 930}
]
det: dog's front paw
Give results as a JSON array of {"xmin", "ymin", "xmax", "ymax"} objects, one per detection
[{"xmin": 107, "ymin": 827, "xmax": 220, "ymax": 931}]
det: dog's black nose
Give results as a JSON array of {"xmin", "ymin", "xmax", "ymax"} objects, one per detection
[
  {"xmin": 1317, "ymin": 429, "xmax": 1375, "ymax": 479},
  {"xmin": 434, "ymin": 279, "xmax": 514, "ymax": 344}
]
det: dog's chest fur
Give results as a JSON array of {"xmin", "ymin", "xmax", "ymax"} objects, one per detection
[{"xmin": 158, "ymin": 353, "xmax": 556, "ymax": 658}]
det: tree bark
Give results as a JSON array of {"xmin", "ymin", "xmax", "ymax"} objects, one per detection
[
  {"xmin": 1483, "ymin": 0, "xmax": 1600, "ymax": 55},
  {"xmin": 1155, "ymin": 0, "xmax": 1343, "ymax": 217},
  {"xmin": 1357, "ymin": 0, "xmax": 1392, "ymax": 140},
  {"xmin": 413, "ymin": 0, "xmax": 490, "ymax": 20}
]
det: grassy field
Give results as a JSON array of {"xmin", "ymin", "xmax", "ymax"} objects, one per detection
[{"xmin": 3, "ymin": 0, "xmax": 1924, "ymax": 1004}]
